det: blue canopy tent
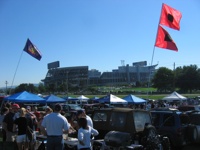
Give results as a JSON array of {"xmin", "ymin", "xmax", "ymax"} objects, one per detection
[
  {"xmin": 122, "ymin": 94, "xmax": 146, "ymax": 104},
  {"xmin": 63, "ymin": 96, "xmax": 80, "ymax": 105},
  {"xmin": 89, "ymin": 96, "xmax": 99, "ymax": 101},
  {"xmin": 90, "ymin": 96, "xmax": 99, "ymax": 101},
  {"xmin": 4, "ymin": 91, "xmax": 45, "ymax": 103},
  {"xmin": 44, "ymin": 94, "xmax": 66, "ymax": 103},
  {"xmin": 88, "ymin": 96, "xmax": 99, "ymax": 103}
]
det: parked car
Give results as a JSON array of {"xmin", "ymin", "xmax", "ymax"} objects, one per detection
[
  {"xmin": 91, "ymin": 107, "xmax": 170, "ymax": 150},
  {"xmin": 185, "ymin": 111, "xmax": 200, "ymax": 144},
  {"xmin": 61, "ymin": 104, "xmax": 82, "ymax": 112},
  {"xmin": 82, "ymin": 103, "xmax": 112, "ymax": 116},
  {"xmin": 178, "ymin": 105, "xmax": 200, "ymax": 112},
  {"xmin": 150, "ymin": 108, "xmax": 195, "ymax": 149}
]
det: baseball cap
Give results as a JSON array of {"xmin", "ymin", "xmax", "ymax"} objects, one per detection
[{"xmin": 12, "ymin": 104, "xmax": 20, "ymax": 109}]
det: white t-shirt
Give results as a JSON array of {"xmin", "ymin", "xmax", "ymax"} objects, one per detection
[
  {"xmin": 77, "ymin": 126, "xmax": 98, "ymax": 150},
  {"xmin": 86, "ymin": 115, "xmax": 93, "ymax": 128},
  {"xmin": 42, "ymin": 112, "xmax": 70, "ymax": 136}
]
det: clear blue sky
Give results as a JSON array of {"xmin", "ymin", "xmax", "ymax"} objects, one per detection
[{"xmin": 0, "ymin": 0, "xmax": 200, "ymax": 88}]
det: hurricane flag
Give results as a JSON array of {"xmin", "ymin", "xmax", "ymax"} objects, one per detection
[
  {"xmin": 159, "ymin": 3, "xmax": 182, "ymax": 30},
  {"xmin": 155, "ymin": 25, "xmax": 178, "ymax": 51},
  {"xmin": 23, "ymin": 38, "xmax": 42, "ymax": 61}
]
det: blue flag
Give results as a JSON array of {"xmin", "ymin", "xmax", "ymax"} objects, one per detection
[{"xmin": 23, "ymin": 38, "xmax": 42, "ymax": 61}]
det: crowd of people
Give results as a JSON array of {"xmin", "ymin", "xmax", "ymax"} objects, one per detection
[
  {"xmin": 0, "ymin": 102, "xmax": 99, "ymax": 150},
  {"xmin": 0, "ymin": 103, "xmax": 39, "ymax": 150},
  {"xmin": 1, "ymin": 99, "xmax": 199, "ymax": 150}
]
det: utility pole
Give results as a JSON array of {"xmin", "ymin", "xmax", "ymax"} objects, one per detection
[
  {"xmin": 5, "ymin": 81, "xmax": 8, "ymax": 95},
  {"xmin": 173, "ymin": 62, "xmax": 176, "ymax": 91},
  {"xmin": 66, "ymin": 71, "xmax": 68, "ymax": 98}
]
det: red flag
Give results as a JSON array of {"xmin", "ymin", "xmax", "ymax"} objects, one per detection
[
  {"xmin": 159, "ymin": 3, "xmax": 182, "ymax": 30},
  {"xmin": 155, "ymin": 25, "xmax": 178, "ymax": 51}
]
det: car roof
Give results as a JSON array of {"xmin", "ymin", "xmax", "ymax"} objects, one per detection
[
  {"xmin": 151, "ymin": 110, "xmax": 183, "ymax": 115},
  {"xmin": 82, "ymin": 103, "xmax": 100, "ymax": 106},
  {"xmin": 151, "ymin": 107, "xmax": 179, "ymax": 111},
  {"xmin": 61, "ymin": 103, "xmax": 80, "ymax": 106},
  {"xmin": 95, "ymin": 107, "xmax": 149, "ymax": 113},
  {"xmin": 178, "ymin": 105, "xmax": 200, "ymax": 108}
]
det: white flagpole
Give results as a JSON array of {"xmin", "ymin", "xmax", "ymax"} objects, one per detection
[
  {"xmin": 147, "ymin": 3, "xmax": 164, "ymax": 98},
  {"xmin": 0, "ymin": 50, "xmax": 24, "ymax": 114},
  {"xmin": 151, "ymin": 3, "xmax": 164, "ymax": 66}
]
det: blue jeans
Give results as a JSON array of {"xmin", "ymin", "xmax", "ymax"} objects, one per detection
[{"xmin": 46, "ymin": 136, "xmax": 64, "ymax": 150}]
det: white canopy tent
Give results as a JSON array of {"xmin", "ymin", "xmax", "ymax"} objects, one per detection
[
  {"xmin": 96, "ymin": 94, "xmax": 128, "ymax": 104},
  {"xmin": 74, "ymin": 95, "xmax": 89, "ymax": 105},
  {"xmin": 162, "ymin": 91, "xmax": 187, "ymax": 102},
  {"xmin": 109, "ymin": 94, "xmax": 128, "ymax": 104},
  {"xmin": 77, "ymin": 95, "xmax": 89, "ymax": 100}
]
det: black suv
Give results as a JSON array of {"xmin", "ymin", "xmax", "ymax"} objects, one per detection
[
  {"xmin": 150, "ymin": 108, "xmax": 192, "ymax": 149},
  {"xmin": 185, "ymin": 111, "xmax": 200, "ymax": 144},
  {"xmin": 92, "ymin": 107, "xmax": 170, "ymax": 150}
]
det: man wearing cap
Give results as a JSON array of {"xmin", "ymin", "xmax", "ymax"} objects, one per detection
[
  {"xmin": 77, "ymin": 109, "xmax": 93, "ymax": 128},
  {"xmin": 26, "ymin": 106, "xmax": 38, "ymax": 130},
  {"xmin": 41, "ymin": 103, "xmax": 71, "ymax": 150},
  {"xmin": 3, "ymin": 103, "xmax": 20, "ymax": 141}
]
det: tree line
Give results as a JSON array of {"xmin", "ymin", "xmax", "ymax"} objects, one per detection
[{"xmin": 152, "ymin": 64, "xmax": 200, "ymax": 93}]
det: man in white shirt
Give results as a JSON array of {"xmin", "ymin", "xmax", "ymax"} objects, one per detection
[{"xmin": 41, "ymin": 104, "xmax": 71, "ymax": 150}]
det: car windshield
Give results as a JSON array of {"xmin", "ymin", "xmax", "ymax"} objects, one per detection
[{"xmin": 133, "ymin": 111, "xmax": 151, "ymax": 132}]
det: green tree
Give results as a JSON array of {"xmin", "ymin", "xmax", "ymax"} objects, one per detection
[
  {"xmin": 14, "ymin": 83, "xmax": 36, "ymax": 93},
  {"xmin": 152, "ymin": 67, "xmax": 174, "ymax": 92},
  {"xmin": 175, "ymin": 65, "xmax": 200, "ymax": 93},
  {"xmin": 38, "ymin": 82, "xmax": 46, "ymax": 93},
  {"xmin": 46, "ymin": 83, "xmax": 55, "ymax": 94}
]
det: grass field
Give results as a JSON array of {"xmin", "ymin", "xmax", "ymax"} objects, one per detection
[
  {"xmin": 92, "ymin": 87, "xmax": 200, "ymax": 100},
  {"xmin": 70, "ymin": 93, "xmax": 200, "ymax": 101},
  {"xmin": 58, "ymin": 87, "xmax": 200, "ymax": 101},
  {"xmin": 68, "ymin": 87, "xmax": 200, "ymax": 100}
]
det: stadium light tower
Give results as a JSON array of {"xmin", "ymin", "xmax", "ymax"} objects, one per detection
[{"xmin": 5, "ymin": 80, "xmax": 8, "ymax": 95}]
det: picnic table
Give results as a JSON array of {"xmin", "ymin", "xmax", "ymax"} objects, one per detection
[{"xmin": 36, "ymin": 134, "xmax": 78, "ymax": 149}]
